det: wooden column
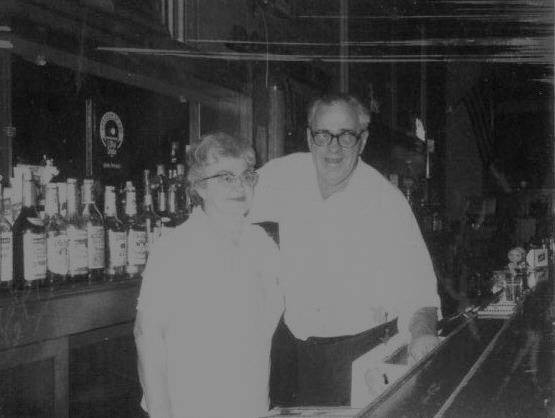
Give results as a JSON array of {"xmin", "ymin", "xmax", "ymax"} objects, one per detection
[
  {"xmin": 268, "ymin": 85, "xmax": 284, "ymax": 160},
  {"xmin": 238, "ymin": 95, "xmax": 253, "ymax": 145},
  {"xmin": 188, "ymin": 101, "xmax": 201, "ymax": 145},
  {"xmin": 0, "ymin": 50, "xmax": 12, "ymax": 181}
]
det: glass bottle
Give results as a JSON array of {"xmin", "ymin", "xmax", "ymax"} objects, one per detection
[
  {"xmin": 65, "ymin": 179, "xmax": 89, "ymax": 283},
  {"xmin": 156, "ymin": 171, "xmax": 170, "ymax": 231},
  {"xmin": 0, "ymin": 178, "xmax": 13, "ymax": 291},
  {"xmin": 13, "ymin": 172, "xmax": 46, "ymax": 289},
  {"xmin": 168, "ymin": 141, "xmax": 180, "ymax": 178},
  {"xmin": 104, "ymin": 185, "xmax": 127, "ymax": 280},
  {"xmin": 57, "ymin": 182, "xmax": 67, "ymax": 218},
  {"xmin": 141, "ymin": 170, "xmax": 162, "ymax": 250},
  {"xmin": 82, "ymin": 179, "xmax": 105, "ymax": 282},
  {"xmin": 123, "ymin": 182, "xmax": 147, "ymax": 278},
  {"xmin": 175, "ymin": 163, "xmax": 190, "ymax": 222},
  {"xmin": 152, "ymin": 164, "xmax": 168, "ymax": 207},
  {"xmin": 44, "ymin": 183, "xmax": 68, "ymax": 288},
  {"xmin": 164, "ymin": 184, "xmax": 182, "ymax": 228},
  {"xmin": 3, "ymin": 186, "xmax": 14, "ymax": 224}
]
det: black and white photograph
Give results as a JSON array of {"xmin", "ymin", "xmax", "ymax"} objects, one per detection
[{"xmin": 0, "ymin": 1, "xmax": 553, "ymax": 417}]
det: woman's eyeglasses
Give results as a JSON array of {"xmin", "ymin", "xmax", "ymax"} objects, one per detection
[
  {"xmin": 309, "ymin": 129, "xmax": 365, "ymax": 148},
  {"xmin": 197, "ymin": 170, "xmax": 259, "ymax": 187}
]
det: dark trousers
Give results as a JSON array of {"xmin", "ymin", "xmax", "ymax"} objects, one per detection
[{"xmin": 269, "ymin": 316, "xmax": 398, "ymax": 408}]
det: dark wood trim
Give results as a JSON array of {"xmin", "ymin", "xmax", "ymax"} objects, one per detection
[
  {"xmin": 85, "ymin": 97, "xmax": 94, "ymax": 177},
  {"xmin": 54, "ymin": 337, "xmax": 70, "ymax": 418},
  {"xmin": 0, "ymin": 49, "xmax": 12, "ymax": 180},
  {"xmin": 189, "ymin": 101, "xmax": 201, "ymax": 144},
  {"xmin": 239, "ymin": 96, "xmax": 253, "ymax": 145},
  {"xmin": 8, "ymin": 0, "xmax": 168, "ymax": 43},
  {"xmin": 0, "ymin": 336, "xmax": 70, "ymax": 417},
  {"xmin": 70, "ymin": 321, "xmax": 134, "ymax": 350},
  {"xmin": 9, "ymin": 36, "xmax": 248, "ymax": 111}
]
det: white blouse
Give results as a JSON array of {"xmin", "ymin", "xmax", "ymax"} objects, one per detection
[{"xmin": 136, "ymin": 207, "xmax": 283, "ymax": 418}]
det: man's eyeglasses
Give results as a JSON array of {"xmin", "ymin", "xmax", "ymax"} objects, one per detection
[
  {"xmin": 197, "ymin": 170, "xmax": 259, "ymax": 187},
  {"xmin": 309, "ymin": 129, "xmax": 365, "ymax": 149}
]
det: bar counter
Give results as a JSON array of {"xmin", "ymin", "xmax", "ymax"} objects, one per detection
[
  {"xmin": 0, "ymin": 278, "xmax": 142, "ymax": 417},
  {"xmin": 0, "ymin": 269, "xmax": 552, "ymax": 418},
  {"xmin": 267, "ymin": 270, "xmax": 554, "ymax": 418}
]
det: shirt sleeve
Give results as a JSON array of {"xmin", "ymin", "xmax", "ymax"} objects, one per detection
[
  {"xmin": 136, "ymin": 235, "xmax": 177, "ymax": 329},
  {"xmin": 385, "ymin": 192, "xmax": 442, "ymax": 337}
]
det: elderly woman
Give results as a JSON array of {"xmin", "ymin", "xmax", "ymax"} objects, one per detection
[{"xmin": 134, "ymin": 132, "xmax": 283, "ymax": 418}]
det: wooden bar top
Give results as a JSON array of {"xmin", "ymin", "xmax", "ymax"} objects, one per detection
[{"xmin": 0, "ymin": 278, "xmax": 141, "ymax": 351}]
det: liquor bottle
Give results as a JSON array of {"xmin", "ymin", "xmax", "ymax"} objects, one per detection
[
  {"xmin": 152, "ymin": 164, "xmax": 168, "ymax": 204},
  {"xmin": 175, "ymin": 163, "xmax": 190, "ymax": 221},
  {"xmin": 66, "ymin": 179, "xmax": 89, "ymax": 282},
  {"xmin": 13, "ymin": 171, "xmax": 47, "ymax": 289},
  {"xmin": 57, "ymin": 182, "xmax": 67, "ymax": 218},
  {"xmin": 168, "ymin": 141, "xmax": 180, "ymax": 178},
  {"xmin": 44, "ymin": 183, "xmax": 68, "ymax": 287},
  {"xmin": 165, "ymin": 183, "xmax": 184, "ymax": 228},
  {"xmin": 0, "ymin": 178, "xmax": 13, "ymax": 290},
  {"xmin": 156, "ymin": 169, "xmax": 171, "ymax": 231},
  {"xmin": 82, "ymin": 179, "xmax": 105, "ymax": 282},
  {"xmin": 2, "ymin": 186, "xmax": 14, "ymax": 224},
  {"xmin": 38, "ymin": 155, "xmax": 57, "ymax": 219},
  {"xmin": 141, "ymin": 170, "xmax": 162, "ymax": 250},
  {"xmin": 104, "ymin": 185, "xmax": 127, "ymax": 280},
  {"xmin": 123, "ymin": 182, "xmax": 148, "ymax": 278}
]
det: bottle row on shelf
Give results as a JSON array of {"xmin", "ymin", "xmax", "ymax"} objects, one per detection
[{"xmin": 0, "ymin": 165, "xmax": 191, "ymax": 291}]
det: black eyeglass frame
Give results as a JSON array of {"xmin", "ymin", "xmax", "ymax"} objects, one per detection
[
  {"xmin": 196, "ymin": 170, "xmax": 259, "ymax": 187},
  {"xmin": 308, "ymin": 128, "xmax": 367, "ymax": 148}
]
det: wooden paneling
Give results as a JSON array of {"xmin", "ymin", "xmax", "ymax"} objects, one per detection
[
  {"xmin": 0, "ymin": 337, "xmax": 69, "ymax": 417},
  {"xmin": 0, "ymin": 280, "xmax": 141, "ymax": 417}
]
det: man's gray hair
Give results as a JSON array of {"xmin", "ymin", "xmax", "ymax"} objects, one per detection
[
  {"xmin": 187, "ymin": 131, "xmax": 255, "ymax": 185},
  {"xmin": 307, "ymin": 93, "xmax": 371, "ymax": 130}
]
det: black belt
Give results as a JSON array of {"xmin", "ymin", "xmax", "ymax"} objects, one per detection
[{"xmin": 269, "ymin": 316, "xmax": 398, "ymax": 408}]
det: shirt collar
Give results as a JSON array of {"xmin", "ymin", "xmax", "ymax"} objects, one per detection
[
  {"xmin": 189, "ymin": 206, "xmax": 247, "ymax": 248},
  {"xmin": 320, "ymin": 157, "xmax": 365, "ymax": 201}
]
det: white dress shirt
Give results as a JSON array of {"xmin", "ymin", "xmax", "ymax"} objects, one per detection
[{"xmin": 250, "ymin": 153, "xmax": 440, "ymax": 341}]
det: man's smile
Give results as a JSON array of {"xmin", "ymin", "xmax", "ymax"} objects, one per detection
[{"xmin": 324, "ymin": 156, "xmax": 343, "ymax": 165}]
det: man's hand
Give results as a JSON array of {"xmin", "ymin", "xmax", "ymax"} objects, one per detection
[{"xmin": 407, "ymin": 334, "xmax": 440, "ymax": 366}]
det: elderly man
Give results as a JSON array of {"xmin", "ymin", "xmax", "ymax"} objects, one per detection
[{"xmin": 250, "ymin": 92, "xmax": 441, "ymax": 407}]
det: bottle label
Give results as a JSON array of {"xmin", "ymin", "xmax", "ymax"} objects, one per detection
[
  {"xmin": 87, "ymin": 225, "xmax": 105, "ymax": 269},
  {"xmin": 127, "ymin": 230, "xmax": 147, "ymax": 267},
  {"xmin": 67, "ymin": 228, "xmax": 88, "ymax": 275},
  {"xmin": 47, "ymin": 233, "xmax": 69, "ymax": 275},
  {"xmin": 0, "ymin": 231, "xmax": 13, "ymax": 282},
  {"xmin": 27, "ymin": 217, "xmax": 44, "ymax": 227},
  {"xmin": 145, "ymin": 219, "xmax": 162, "ymax": 249},
  {"xmin": 108, "ymin": 230, "xmax": 127, "ymax": 268},
  {"xmin": 23, "ymin": 231, "xmax": 47, "ymax": 281}
]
